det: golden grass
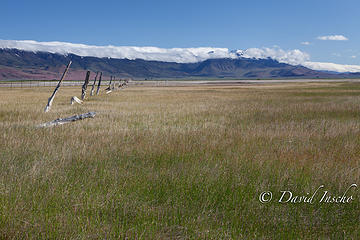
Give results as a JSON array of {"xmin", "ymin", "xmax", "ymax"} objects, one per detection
[{"xmin": 0, "ymin": 82, "xmax": 359, "ymax": 239}]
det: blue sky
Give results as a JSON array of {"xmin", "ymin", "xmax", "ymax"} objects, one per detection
[{"xmin": 1, "ymin": 0, "xmax": 359, "ymax": 65}]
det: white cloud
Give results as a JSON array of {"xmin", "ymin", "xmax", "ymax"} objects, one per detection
[
  {"xmin": 301, "ymin": 41, "xmax": 311, "ymax": 45},
  {"xmin": 1, "ymin": 39, "xmax": 360, "ymax": 73},
  {"xmin": 0, "ymin": 40, "xmax": 309, "ymax": 66},
  {"xmin": 351, "ymin": 55, "xmax": 357, "ymax": 59},
  {"xmin": 0, "ymin": 40, "xmax": 235, "ymax": 63},
  {"xmin": 303, "ymin": 62, "xmax": 360, "ymax": 73},
  {"xmin": 317, "ymin": 35, "xmax": 348, "ymax": 41},
  {"xmin": 240, "ymin": 47, "xmax": 310, "ymax": 65}
]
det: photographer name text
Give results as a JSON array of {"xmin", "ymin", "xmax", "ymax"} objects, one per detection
[{"xmin": 259, "ymin": 184, "xmax": 357, "ymax": 204}]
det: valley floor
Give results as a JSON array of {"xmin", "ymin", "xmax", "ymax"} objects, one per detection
[{"xmin": 0, "ymin": 82, "xmax": 359, "ymax": 238}]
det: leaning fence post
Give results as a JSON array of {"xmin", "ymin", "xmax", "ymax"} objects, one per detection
[
  {"xmin": 108, "ymin": 76, "xmax": 112, "ymax": 88},
  {"xmin": 90, "ymin": 72, "xmax": 99, "ymax": 96},
  {"xmin": 44, "ymin": 61, "xmax": 72, "ymax": 112},
  {"xmin": 105, "ymin": 76, "xmax": 113, "ymax": 93},
  {"xmin": 96, "ymin": 72, "xmax": 102, "ymax": 95},
  {"xmin": 81, "ymin": 71, "xmax": 91, "ymax": 100}
]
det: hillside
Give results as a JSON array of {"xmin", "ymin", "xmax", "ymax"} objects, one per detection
[{"xmin": 0, "ymin": 48, "xmax": 356, "ymax": 80}]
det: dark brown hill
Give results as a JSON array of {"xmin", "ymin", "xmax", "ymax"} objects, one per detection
[{"xmin": 0, "ymin": 48, "xmax": 358, "ymax": 80}]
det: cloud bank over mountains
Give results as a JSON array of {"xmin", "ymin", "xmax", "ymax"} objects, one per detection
[
  {"xmin": 1, "ymin": 39, "xmax": 359, "ymax": 73},
  {"xmin": 0, "ymin": 40, "xmax": 232, "ymax": 63},
  {"xmin": 302, "ymin": 62, "xmax": 360, "ymax": 73},
  {"xmin": 240, "ymin": 48, "xmax": 310, "ymax": 66}
]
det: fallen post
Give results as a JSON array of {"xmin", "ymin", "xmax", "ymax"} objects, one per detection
[
  {"xmin": 37, "ymin": 112, "xmax": 96, "ymax": 128},
  {"xmin": 70, "ymin": 96, "xmax": 83, "ymax": 105},
  {"xmin": 90, "ymin": 72, "xmax": 99, "ymax": 96},
  {"xmin": 81, "ymin": 71, "xmax": 91, "ymax": 100},
  {"xmin": 44, "ymin": 61, "xmax": 72, "ymax": 112}
]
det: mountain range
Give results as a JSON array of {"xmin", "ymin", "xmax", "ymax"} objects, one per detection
[{"xmin": 0, "ymin": 48, "xmax": 359, "ymax": 80}]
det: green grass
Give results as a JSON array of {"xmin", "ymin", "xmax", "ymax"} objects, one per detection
[{"xmin": 0, "ymin": 82, "xmax": 359, "ymax": 239}]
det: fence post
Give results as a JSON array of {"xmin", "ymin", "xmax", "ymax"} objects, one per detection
[
  {"xmin": 44, "ymin": 61, "xmax": 72, "ymax": 112},
  {"xmin": 96, "ymin": 72, "xmax": 102, "ymax": 95},
  {"xmin": 90, "ymin": 72, "xmax": 99, "ymax": 96},
  {"xmin": 81, "ymin": 71, "xmax": 91, "ymax": 100}
]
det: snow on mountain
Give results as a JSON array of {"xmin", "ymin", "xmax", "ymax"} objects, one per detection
[{"xmin": 1, "ymin": 39, "xmax": 359, "ymax": 73}]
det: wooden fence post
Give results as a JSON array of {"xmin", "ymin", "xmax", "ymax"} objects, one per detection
[
  {"xmin": 90, "ymin": 72, "xmax": 99, "ymax": 96},
  {"xmin": 96, "ymin": 72, "xmax": 103, "ymax": 95},
  {"xmin": 105, "ymin": 76, "xmax": 113, "ymax": 93},
  {"xmin": 44, "ymin": 61, "xmax": 72, "ymax": 112},
  {"xmin": 37, "ymin": 112, "xmax": 96, "ymax": 128},
  {"xmin": 112, "ymin": 76, "xmax": 116, "ymax": 90},
  {"xmin": 81, "ymin": 71, "xmax": 91, "ymax": 100},
  {"xmin": 109, "ymin": 76, "xmax": 112, "ymax": 88}
]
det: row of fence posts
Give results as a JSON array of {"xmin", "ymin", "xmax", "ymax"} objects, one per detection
[{"xmin": 1, "ymin": 79, "xmax": 125, "ymax": 88}]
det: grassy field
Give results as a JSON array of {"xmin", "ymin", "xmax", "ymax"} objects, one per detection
[{"xmin": 0, "ymin": 82, "xmax": 359, "ymax": 239}]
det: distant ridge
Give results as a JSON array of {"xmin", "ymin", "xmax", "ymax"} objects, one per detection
[{"xmin": 0, "ymin": 48, "xmax": 359, "ymax": 80}]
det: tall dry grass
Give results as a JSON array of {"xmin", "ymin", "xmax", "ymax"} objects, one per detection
[{"xmin": 0, "ymin": 82, "xmax": 359, "ymax": 239}]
